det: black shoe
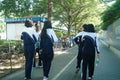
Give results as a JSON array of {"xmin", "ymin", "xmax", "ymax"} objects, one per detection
[
  {"xmin": 75, "ymin": 67, "xmax": 80, "ymax": 74},
  {"xmin": 76, "ymin": 66, "xmax": 80, "ymax": 69}
]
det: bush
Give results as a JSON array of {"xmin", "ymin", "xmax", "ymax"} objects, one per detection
[{"xmin": 0, "ymin": 40, "xmax": 23, "ymax": 55}]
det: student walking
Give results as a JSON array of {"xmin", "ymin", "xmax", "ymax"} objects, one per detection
[
  {"xmin": 33, "ymin": 22, "xmax": 42, "ymax": 68},
  {"xmin": 39, "ymin": 21, "xmax": 58, "ymax": 80},
  {"xmin": 74, "ymin": 24, "xmax": 88, "ymax": 73},
  {"xmin": 81, "ymin": 24, "xmax": 100, "ymax": 80},
  {"xmin": 21, "ymin": 19, "xmax": 37, "ymax": 80}
]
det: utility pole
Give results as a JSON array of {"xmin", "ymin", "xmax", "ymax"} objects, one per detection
[{"xmin": 48, "ymin": 0, "xmax": 53, "ymax": 21}]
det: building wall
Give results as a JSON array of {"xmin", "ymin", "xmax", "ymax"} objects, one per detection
[
  {"xmin": 5, "ymin": 17, "xmax": 46, "ymax": 40},
  {"xmin": 101, "ymin": 18, "xmax": 120, "ymax": 50},
  {"xmin": 6, "ymin": 23, "xmax": 25, "ymax": 40}
]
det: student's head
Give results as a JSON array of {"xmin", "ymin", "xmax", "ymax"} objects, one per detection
[
  {"xmin": 82, "ymin": 24, "xmax": 88, "ymax": 32},
  {"xmin": 82, "ymin": 24, "xmax": 95, "ymax": 32},
  {"xmin": 87, "ymin": 24, "xmax": 95, "ymax": 32},
  {"xmin": 43, "ymin": 21, "xmax": 52, "ymax": 29},
  {"xmin": 41, "ymin": 21, "xmax": 52, "ymax": 37},
  {"xmin": 34, "ymin": 21, "xmax": 39, "ymax": 32},
  {"xmin": 25, "ymin": 19, "xmax": 33, "ymax": 27}
]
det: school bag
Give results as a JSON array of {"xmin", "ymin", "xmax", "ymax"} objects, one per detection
[{"xmin": 82, "ymin": 35, "xmax": 96, "ymax": 54}]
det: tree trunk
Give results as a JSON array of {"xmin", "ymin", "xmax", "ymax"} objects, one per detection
[
  {"xmin": 48, "ymin": 0, "xmax": 53, "ymax": 21},
  {"xmin": 67, "ymin": 25, "xmax": 70, "ymax": 37}
]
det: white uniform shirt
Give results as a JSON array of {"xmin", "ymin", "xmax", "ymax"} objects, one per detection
[
  {"xmin": 82, "ymin": 32, "xmax": 100, "ymax": 53},
  {"xmin": 22, "ymin": 27, "xmax": 38, "ymax": 40},
  {"xmin": 47, "ymin": 29, "xmax": 58, "ymax": 42}
]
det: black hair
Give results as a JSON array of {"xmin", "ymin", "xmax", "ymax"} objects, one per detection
[
  {"xmin": 35, "ymin": 23, "xmax": 39, "ymax": 32},
  {"xmin": 44, "ymin": 21, "xmax": 52, "ymax": 29},
  {"xmin": 82, "ymin": 24, "xmax": 88, "ymax": 32},
  {"xmin": 25, "ymin": 19, "xmax": 33, "ymax": 27},
  {"xmin": 82, "ymin": 24, "xmax": 95, "ymax": 32},
  {"xmin": 41, "ymin": 21, "xmax": 52, "ymax": 38},
  {"xmin": 87, "ymin": 24, "xmax": 95, "ymax": 32}
]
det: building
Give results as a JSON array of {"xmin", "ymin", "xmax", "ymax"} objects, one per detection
[{"xmin": 4, "ymin": 17, "xmax": 47, "ymax": 40}]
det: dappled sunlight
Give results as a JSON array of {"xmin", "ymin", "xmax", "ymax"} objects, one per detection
[
  {"xmin": 55, "ymin": 50, "xmax": 69, "ymax": 55},
  {"xmin": 0, "ymin": 54, "xmax": 25, "ymax": 78},
  {"xmin": 54, "ymin": 48, "xmax": 72, "ymax": 55},
  {"xmin": 0, "ymin": 64, "xmax": 23, "ymax": 70},
  {"xmin": 0, "ymin": 71, "xmax": 4, "ymax": 74}
]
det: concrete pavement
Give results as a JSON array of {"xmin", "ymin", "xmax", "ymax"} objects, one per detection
[{"xmin": 1, "ymin": 41, "xmax": 120, "ymax": 80}]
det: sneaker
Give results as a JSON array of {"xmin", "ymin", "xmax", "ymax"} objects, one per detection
[
  {"xmin": 43, "ymin": 76, "xmax": 48, "ymax": 80},
  {"xmin": 75, "ymin": 67, "xmax": 80, "ymax": 74},
  {"xmin": 88, "ymin": 77, "xmax": 93, "ymax": 80},
  {"xmin": 24, "ymin": 77, "xmax": 31, "ymax": 80},
  {"xmin": 38, "ymin": 65, "xmax": 43, "ymax": 68}
]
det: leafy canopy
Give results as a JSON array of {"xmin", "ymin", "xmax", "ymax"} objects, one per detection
[{"xmin": 101, "ymin": 0, "xmax": 120, "ymax": 30}]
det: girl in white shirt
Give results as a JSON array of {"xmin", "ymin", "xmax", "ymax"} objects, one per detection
[{"xmin": 81, "ymin": 24, "xmax": 100, "ymax": 80}]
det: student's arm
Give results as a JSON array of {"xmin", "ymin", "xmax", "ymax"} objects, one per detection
[
  {"xmin": 21, "ymin": 33, "xmax": 23, "ymax": 40},
  {"xmin": 74, "ymin": 36, "xmax": 80, "ymax": 45},
  {"xmin": 95, "ymin": 34, "xmax": 100, "ymax": 58}
]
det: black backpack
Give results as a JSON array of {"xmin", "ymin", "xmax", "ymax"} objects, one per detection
[
  {"xmin": 40, "ymin": 34, "xmax": 54, "ymax": 54},
  {"xmin": 82, "ymin": 35, "xmax": 96, "ymax": 54}
]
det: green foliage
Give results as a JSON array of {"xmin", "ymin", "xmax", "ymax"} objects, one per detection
[
  {"xmin": 100, "ymin": 0, "xmax": 115, "ymax": 3},
  {"xmin": 53, "ymin": 0, "xmax": 102, "ymax": 36},
  {"xmin": 0, "ymin": 20, "xmax": 5, "ymax": 33},
  {"xmin": 101, "ymin": 0, "xmax": 120, "ymax": 30},
  {"xmin": 0, "ymin": 40, "xmax": 5, "ymax": 45},
  {"xmin": 53, "ymin": 0, "xmax": 103, "ymax": 34},
  {"xmin": 32, "ymin": 0, "xmax": 48, "ymax": 16},
  {"xmin": 56, "ymin": 32, "xmax": 63, "ymax": 37},
  {"xmin": 0, "ymin": 0, "xmax": 48, "ymax": 17},
  {"xmin": 0, "ymin": 40, "xmax": 23, "ymax": 54},
  {"xmin": 0, "ymin": 0, "xmax": 103, "ymax": 35}
]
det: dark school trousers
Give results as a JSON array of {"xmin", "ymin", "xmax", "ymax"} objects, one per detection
[
  {"xmin": 33, "ymin": 51, "xmax": 42, "ymax": 67},
  {"xmin": 76, "ymin": 47, "xmax": 82, "ymax": 68},
  {"xmin": 41, "ymin": 53, "xmax": 54, "ymax": 77},
  {"xmin": 82, "ymin": 52, "xmax": 95, "ymax": 80},
  {"xmin": 24, "ymin": 45, "xmax": 35, "ymax": 79}
]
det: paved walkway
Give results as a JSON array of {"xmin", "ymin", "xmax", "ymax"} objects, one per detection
[{"xmin": 1, "ymin": 41, "xmax": 120, "ymax": 80}]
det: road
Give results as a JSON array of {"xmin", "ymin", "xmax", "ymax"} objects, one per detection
[{"xmin": 1, "ymin": 42, "xmax": 120, "ymax": 80}]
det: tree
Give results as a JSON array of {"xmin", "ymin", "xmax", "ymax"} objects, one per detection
[
  {"xmin": 0, "ymin": 20, "xmax": 5, "ymax": 33},
  {"xmin": 99, "ymin": 0, "xmax": 115, "ymax": 3},
  {"xmin": 0, "ymin": 0, "xmax": 52, "ymax": 19},
  {"xmin": 0, "ymin": 0, "xmax": 16, "ymax": 18},
  {"xmin": 0, "ymin": 0, "xmax": 46, "ymax": 17},
  {"xmin": 101, "ymin": 0, "xmax": 120, "ymax": 30},
  {"xmin": 32, "ymin": 0, "xmax": 48, "ymax": 17},
  {"xmin": 0, "ymin": 0, "xmax": 103, "ymax": 35},
  {"xmin": 52, "ymin": 0, "xmax": 101, "ymax": 36}
]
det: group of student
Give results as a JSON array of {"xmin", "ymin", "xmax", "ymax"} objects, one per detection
[
  {"xmin": 21, "ymin": 19, "xmax": 100, "ymax": 80},
  {"xmin": 74, "ymin": 24, "xmax": 100, "ymax": 80},
  {"xmin": 21, "ymin": 19, "xmax": 58, "ymax": 80}
]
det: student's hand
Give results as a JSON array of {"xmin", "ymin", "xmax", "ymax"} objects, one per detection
[
  {"xmin": 78, "ymin": 44, "xmax": 80, "ymax": 46},
  {"xmin": 39, "ymin": 49, "xmax": 42, "ymax": 54},
  {"xmin": 97, "ymin": 53, "xmax": 100, "ymax": 59}
]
